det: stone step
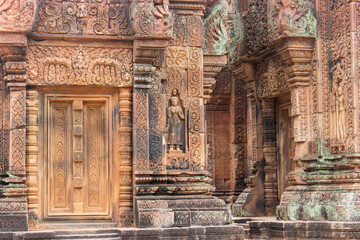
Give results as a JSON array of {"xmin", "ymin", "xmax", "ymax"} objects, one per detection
[
  {"xmin": 55, "ymin": 232, "xmax": 120, "ymax": 239},
  {"xmin": 55, "ymin": 229, "xmax": 121, "ymax": 239},
  {"xmin": 56, "ymin": 238, "xmax": 119, "ymax": 240}
]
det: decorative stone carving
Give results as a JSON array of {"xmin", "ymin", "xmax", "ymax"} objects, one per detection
[
  {"xmin": 34, "ymin": 1, "xmax": 134, "ymax": 36},
  {"xmin": 166, "ymin": 89, "xmax": 185, "ymax": 152},
  {"xmin": 27, "ymin": 44, "xmax": 133, "ymax": 87},
  {"xmin": 269, "ymin": 0, "xmax": 317, "ymax": 39},
  {"xmin": 229, "ymin": 11, "xmax": 244, "ymax": 63},
  {"xmin": 203, "ymin": 0, "xmax": 230, "ymax": 55},
  {"xmin": 130, "ymin": 0, "xmax": 172, "ymax": 37},
  {"xmin": 243, "ymin": 0, "xmax": 274, "ymax": 56},
  {"xmin": 255, "ymin": 57, "xmax": 288, "ymax": 99},
  {"xmin": 331, "ymin": 62, "xmax": 346, "ymax": 141},
  {"xmin": 118, "ymin": 87, "xmax": 134, "ymax": 227},
  {"xmin": 0, "ymin": 0, "xmax": 36, "ymax": 33},
  {"xmin": 26, "ymin": 90, "xmax": 39, "ymax": 230}
]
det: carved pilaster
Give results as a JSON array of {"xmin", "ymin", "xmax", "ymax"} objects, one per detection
[
  {"xmin": 279, "ymin": 38, "xmax": 313, "ymax": 144},
  {"xmin": 0, "ymin": 1, "xmax": 34, "ymax": 227},
  {"xmin": 0, "ymin": 47, "xmax": 28, "ymax": 231},
  {"xmin": 118, "ymin": 88, "xmax": 134, "ymax": 227}
]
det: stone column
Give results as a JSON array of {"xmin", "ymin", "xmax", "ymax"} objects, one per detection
[
  {"xmin": 26, "ymin": 89, "xmax": 39, "ymax": 230},
  {"xmin": 261, "ymin": 99, "xmax": 278, "ymax": 215},
  {"xmin": 118, "ymin": 87, "xmax": 134, "ymax": 227}
]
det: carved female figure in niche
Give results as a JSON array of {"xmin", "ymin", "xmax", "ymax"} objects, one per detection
[
  {"xmin": 337, "ymin": 84, "xmax": 346, "ymax": 140},
  {"xmin": 167, "ymin": 89, "xmax": 185, "ymax": 151},
  {"xmin": 332, "ymin": 62, "xmax": 346, "ymax": 141}
]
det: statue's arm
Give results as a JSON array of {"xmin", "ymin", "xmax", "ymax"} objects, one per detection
[{"xmin": 179, "ymin": 108, "xmax": 185, "ymax": 119}]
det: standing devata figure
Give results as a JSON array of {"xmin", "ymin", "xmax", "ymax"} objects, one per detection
[{"xmin": 167, "ymin": 89, "xmax": 185, "ymax": 151}]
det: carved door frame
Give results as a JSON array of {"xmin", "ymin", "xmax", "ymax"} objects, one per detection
[{"xmin": 34, "ymin": 87, "xmax": 120, "ymax": 226}]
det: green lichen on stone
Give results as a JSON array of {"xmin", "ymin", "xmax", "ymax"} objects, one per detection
[
  {"xmin": 229, "ymin": 11, "xmax": 244, "ymax": 63},
  {"xmin": 269, "ymin": 0, "xmax": 317, "ymax": 40},
  {"xmin": 203, "ymin": 0, "xmax": 229, "ymax": 55}
]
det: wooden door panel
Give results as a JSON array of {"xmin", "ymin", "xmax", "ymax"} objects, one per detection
[
  {"xmin": 46, "ymin": 97, "xmax": 110, "ymax": 218},
  {"xmin": 48, "ymin": 101, "xmax": 73, "ymax": 215},
  {"xmin": 83, "ymin": 103, "xmax": 107, "ymax": 214}
]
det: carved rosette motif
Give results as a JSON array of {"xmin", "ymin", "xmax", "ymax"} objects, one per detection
[{"xmin": 27, "ymin": 44, "xmax": 133, "ymax": 87}]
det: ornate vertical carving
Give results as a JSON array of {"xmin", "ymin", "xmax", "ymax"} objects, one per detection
[
  {"xmin": 233, "ymin": 78, "xmax": 247, "ymax": 191},
  {"xmin": 0, "ymin": 46, "xmax": 28, "ymax": 231},
  {"xmin": 133, "ymin": 64, "xmax": 150, "ymax": 171},
  {"xmin": 26, "ymin": 89, "xmax": 39, "ymax": 230},
  {"xmin": 118, "ymin": 87, "xmax": 134, "ymax": 227}
]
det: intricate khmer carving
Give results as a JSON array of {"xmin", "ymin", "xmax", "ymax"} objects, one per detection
[
  {"xmin": 34, "ymin": 1, "xmax": 134, "ymax": 36},
  {"xmin": 26, "ymin": 90, "xmax": 39, "ymax": 230},
  {"xmin": 331, "ymin": 62, "xmax": 346, "ymax": 141},
  {"xmin": 0, "ymin": 0, "xmax": 36, "ymax": 33},
  {"xmin": 255, "ymin": 57, "xmax": 288, "ymax": 99},
  {"xmin": 229, "ymin": 11, "xmax": 244, "ymax": 63},
  {"xmin": 27, "ymin": 44, "xmax": 133, "ymax": 87},
  {"xmin": 243, "ymin": 0, "xmax": 274, "ymax": 56},
  {"xmin": 166, "ymin": 89, "xmax": 185, "ymax": 152},
  {"xmin": 130, "ymin": 0, "xmax": 172, "ymax": 37},
  {"xmin": 203, "ymin": 0, "xmax": 230, "ymax": 55},
  {"xmin": 118, "ymin": 88, "xmax": 134, "ymax": 227},
  {"xmin": 269, "ymin": 0, "xmax": 317, "ymax": 39}
]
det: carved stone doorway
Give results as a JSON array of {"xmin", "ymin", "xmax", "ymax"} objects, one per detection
[
  {"xmin": 38, "ymin": 90, "xmax": 116, "ymax": 223},
  {"xmin": 277, "ymin": 98, "xmax": 293, "ymax": 199}
]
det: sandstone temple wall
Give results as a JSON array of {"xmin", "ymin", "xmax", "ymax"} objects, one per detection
[{"xmin": 2, "ymin": 0, "xmax": 360, "ymax": 237}]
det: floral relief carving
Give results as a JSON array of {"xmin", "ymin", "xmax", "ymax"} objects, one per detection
[
  {"xmin": 243, "ymin": 0, "xmax": 274, "ymax": 56},
  {"xmin": 34, "ymin": 1, "xmax": 134, "ymax": 36},
  {"xmin": 27, "ymin": 45, "xmax": 133, "ymax": 87},
  {"xmin": 255, "ymin": 57, "xmax": 288, "ymax": 99}
]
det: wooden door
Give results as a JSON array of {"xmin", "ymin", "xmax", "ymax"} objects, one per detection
[{"xmin": 45, "ymin": 96, "xmax": 110, "ymax": 219}]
